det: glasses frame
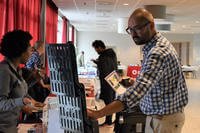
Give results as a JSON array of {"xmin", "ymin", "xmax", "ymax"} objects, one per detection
[{"xmin": 126, "ymin": 21, "xmax": 150, "ymax": 34}]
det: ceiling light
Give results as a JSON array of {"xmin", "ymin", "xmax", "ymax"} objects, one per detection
[
  {"xmin": 123, "ymin": 3, "xmax": 129, "ymax": 6},
  {"xmin": 97, "ymin": 1, "xmax": 113, "ymax": 6},
  {"xmin": 155, "ymin": 19, "xmax": 173, "ymax": 24},
  {"xmin": 195, "ymin": 21, "xmax": 200, "ymax": 24}
]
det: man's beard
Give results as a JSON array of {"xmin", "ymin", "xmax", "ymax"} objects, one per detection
[
  {"xmin": 133, "ymin": 37, "xmax": 146, "ymax": 45},
  {"xmin": 97, "ymin": 51, "xmax": 101, "ymax": 55}
]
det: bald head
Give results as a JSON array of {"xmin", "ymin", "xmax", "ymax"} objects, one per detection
[
  {"xmin": 127, "ymin": 8, "xmax": 157, "ymax": 45},
  {"xmin": 129, "ymin": 8, "xmax": 154, "ymax": 24}
]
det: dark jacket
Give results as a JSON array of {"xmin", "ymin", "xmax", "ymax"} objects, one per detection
[
  {"xmin": 96, "ymin": 49, "xmax": 117, "ymax": 78},
  {"xmin": 95, "ymin": 48, "xmax": 117, "ymax": 100}
]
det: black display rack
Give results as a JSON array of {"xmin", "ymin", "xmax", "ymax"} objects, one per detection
[{"xmin": 46, "ymin": 42, "xmax": 98, "ymax": 133}]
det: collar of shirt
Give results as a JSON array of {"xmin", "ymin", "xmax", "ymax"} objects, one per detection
[{"xmin": 142, "ymin": 32, "xmax": 162, "ymax": 54}]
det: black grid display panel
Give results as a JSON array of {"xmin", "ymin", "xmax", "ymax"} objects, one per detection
[
  {"xmin": 58, "ymin": 95, "xmax": 84, "ymax": 133},
  {"xmin": 46, "ymin": 45, "xmax": 75, "ymax": 96},
  {"xmin": 46, "ymin": 44, "xmax": 84, "ymax": 132}
]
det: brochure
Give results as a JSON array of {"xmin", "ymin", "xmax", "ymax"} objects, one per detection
[{"xmin": 104, "ymin": 71, "xmax": 126, "ymax": 94}]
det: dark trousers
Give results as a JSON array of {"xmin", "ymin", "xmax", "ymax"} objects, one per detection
[
  {"xmin": 103, "ymin": 96, "xmax": 113, "ymax": 124},
  {"xmin": 100, "ymin": 80, "xmax": 115, "ymax": 124}
]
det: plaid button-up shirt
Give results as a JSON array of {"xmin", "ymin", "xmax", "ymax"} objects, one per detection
[{"xmin": 117, "ymin": 32, "xmax": 188, "ymax": 115}]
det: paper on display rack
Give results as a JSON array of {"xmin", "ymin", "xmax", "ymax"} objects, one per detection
[{"xmin": 104, "ymin": 71, "xmax": 126, "ymax": 94}]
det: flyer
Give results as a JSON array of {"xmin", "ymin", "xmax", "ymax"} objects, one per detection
[{"xmin": 104, "ymin": 71, "xmax": 126, "ymax": 94}]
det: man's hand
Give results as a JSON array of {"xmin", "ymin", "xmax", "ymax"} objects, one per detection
[
  {"xmin": 87, "ymin": 101, "xmax": 124, "ymax": 120},
  {"xmin": 128, "ymin": 77, "xmax": 135, "ymax": 85},
  {"xmin": 91, "ymin": 59, "xmax": 98, "ymax": 64},
  {"xmin": 119, "ymin": 77, "xmax": 135, "ymax": 87},
  {"xmin": 87, "ymin": 109, "xmax": 101, "ymax": 119}
]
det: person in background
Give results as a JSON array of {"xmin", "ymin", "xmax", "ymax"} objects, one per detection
[
  {"xmin": 88, "ymin": 8, "xmax": 188, "ymax": 133},
  {"xmin": 25, "ymin": 40, "xmax": 44, "ymax": 70},
  {"xmin": 77, "ymin": 51, "xmax": 85, "ymax": 67},
  {"xmin": 24, "ymin": 41, "xmax": 50, "ymax": 102},
  {"xmin": 0, "ymin": 30, "xmax": 36, "ymax": 132},
  {"xmin": 91, "ymin": 40, "xmax": 118, "ymax": 126},
  {"xmin": 25, "ymin": 41, "xmax": 50, "ymax": 89}
]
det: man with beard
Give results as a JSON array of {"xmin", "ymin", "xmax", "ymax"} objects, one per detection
[
  {"xmin": 88, "ymin": 8, "xmax": 188, "ymax": 133},
  {"xmin": 91, "ymin": 40, "xmax": 117, "ymax": 126}
]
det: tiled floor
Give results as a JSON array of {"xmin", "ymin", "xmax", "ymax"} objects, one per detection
[{"xmin": 98, "ymin": 78, "xmax": 200, "ymax": 133}]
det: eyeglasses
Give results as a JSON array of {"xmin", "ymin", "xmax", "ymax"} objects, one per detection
[{"xmin": 126, "ymin": 21, "xmax": 150, "ymax": 34}]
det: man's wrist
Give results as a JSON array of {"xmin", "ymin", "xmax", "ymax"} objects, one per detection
[{"xmin": 98, "ymin": 110, "xmax": 104, "ymax": 118}]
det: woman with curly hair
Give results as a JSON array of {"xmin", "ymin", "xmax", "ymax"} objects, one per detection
[{"xmin": 0, "ymin": 30, "xmax": 36, "ymax": 132}]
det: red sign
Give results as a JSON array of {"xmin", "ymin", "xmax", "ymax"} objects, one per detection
[{"xmin": 127, "ymin": 65, "xmax": 141, "ymax": 79}]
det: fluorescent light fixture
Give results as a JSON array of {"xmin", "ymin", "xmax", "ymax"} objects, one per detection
[
  {"xmin": 123, "ymin": 3, "xmax": 129, "ymax": 6},
  {"xmin": 154, "ymin": 19, "xmax": 173, "ymax": 24}
]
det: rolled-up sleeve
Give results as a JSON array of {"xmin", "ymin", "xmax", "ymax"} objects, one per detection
[{"xmin": 116, "ymin": 52, "xmax": 164, "ymax": 110}]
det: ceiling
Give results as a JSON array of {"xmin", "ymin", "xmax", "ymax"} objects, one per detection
[{"xmin": 53, "ymin": 0, "xmax": 200, "ymax": 34}]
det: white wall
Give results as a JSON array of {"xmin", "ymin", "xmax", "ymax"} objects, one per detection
[
  {"xmin": 163, "ymin": 33, "xmax": 194, "ymax": 65},
  {"xmin": 193, "ymin": 34, "xmax": 200, "ymax": 65},
  {"xmin": 77, "ymin": 31, "xmax": 198, "ymax": 66},
  {"xmin": 77, "ymin": 31, "xmax": 141, "ymax": 66}
]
